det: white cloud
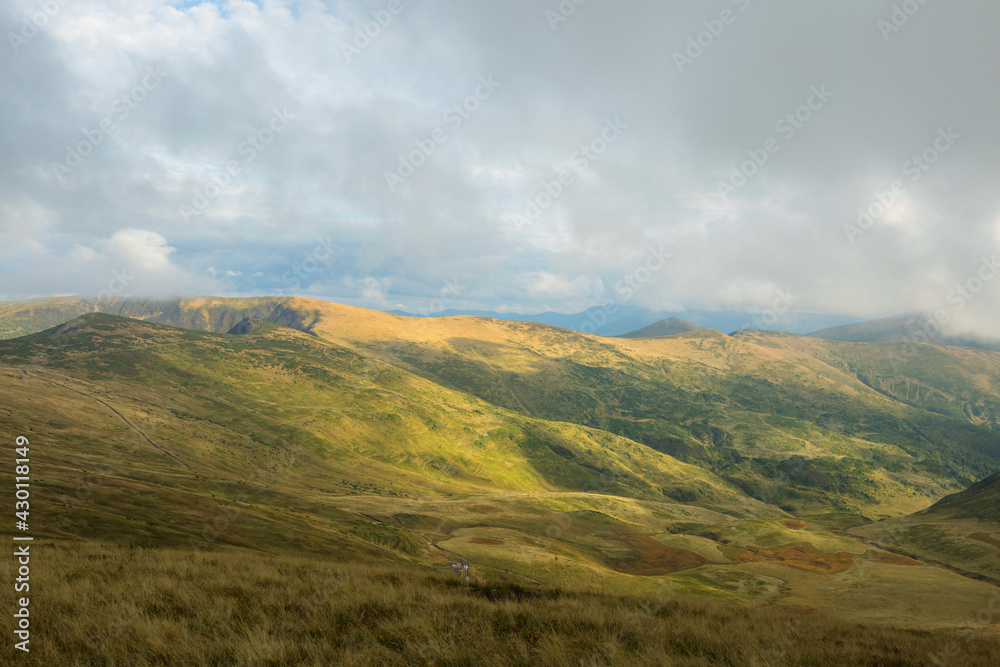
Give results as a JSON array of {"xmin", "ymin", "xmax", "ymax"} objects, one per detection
[{"xmin": 104, "ymin": 228, "xmax": 176, "ymax": 272}]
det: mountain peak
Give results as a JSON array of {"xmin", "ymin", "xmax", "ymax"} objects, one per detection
[{"xmin": 619, "ymin": 317, "xmax": 706, "ymax": 339}]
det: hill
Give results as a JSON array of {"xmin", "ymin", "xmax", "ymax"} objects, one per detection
[
  {"xmin": 0, "ymin": 306, "xmax": 992, "ymax": 661},
  {"xmin": 810, "ymin": 313, "xmax": 1000, "ymax": 352},
  {"xmin": 619, "ymin": 318, "xmax": 706, "ymax": 338},
  {"xmin": 852, "ymin": 471, "xmax": 1000, "ymax": 584},
  {"xmin": 927, "ymin": 471, "xmax": 1000, "ymax": 524},
  {"xmin": 4, "ymin": 298, "xmax": 1000, "ymax": 517}
]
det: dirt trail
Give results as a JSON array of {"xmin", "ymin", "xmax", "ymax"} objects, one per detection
[
  {"xmin": 377, "ymin": 515, "xmax": 472, "ymax": 580},
  {"xmin": 20, "ymin": 368, "xmax": 195, "ymax": 471}
]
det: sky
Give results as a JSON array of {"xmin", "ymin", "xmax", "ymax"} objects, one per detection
[{"xmin": 1, "ymin": 0, "xmax": 999, "ymax": 335}]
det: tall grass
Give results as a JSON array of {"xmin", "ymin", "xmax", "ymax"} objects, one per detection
[{"xmin": 18, "ymin": 540, "xmax": 1000, "ymax": 666}]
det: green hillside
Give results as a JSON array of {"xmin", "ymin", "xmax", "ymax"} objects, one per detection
[
  {"xmin": 928, "ymin": 472, "xmax": 1000, "ymax": 524},
  {"xmin": 0, "ymin": 305, "xmax": 997, "ymax": 632},
  {"xmin": 852, "ymin": 471, "xmax": 1000, "ymax": 585},
  {"xmin": 4, "ymin": 297, "xmax": 1000, "ymax": 519}
]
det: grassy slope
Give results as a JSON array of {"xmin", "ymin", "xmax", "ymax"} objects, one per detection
[
  {"xmin": 0, "ymin": 315, "xmax": 784, "ymax": 593},
  {"xmin": 1, "ymin": 312, "xmax": 998, "ymax": 644},
  {"xmin": 4, "ymin": 539, "xmax": 992, "ymax": 667},
  {"xmin": 270, "ymin": 298, "xmax": 1000, "ymax": 517},
  {"xmin": 853, "ymin": 472, "xmax": 1000, "ymax": 584},
  {"xmin": 8, "ymin": 539, "xmax": 996, "ymax": 667},
  {"xmin": 5, "ymin": 297, "xmax": 1000, "ymax": 516}
]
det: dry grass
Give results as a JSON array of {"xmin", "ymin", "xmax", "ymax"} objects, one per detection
[{"xmin": 17, "ymin": 540, "xmax": 1000, "ymax": 666}]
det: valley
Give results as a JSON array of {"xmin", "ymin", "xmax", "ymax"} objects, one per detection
[{"xmin": 1, "ymin": 297, "xmax": 999, "ymax": 664}]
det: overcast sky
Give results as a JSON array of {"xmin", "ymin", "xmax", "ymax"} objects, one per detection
[{"xmin": 1, "ymin": 0, "xmax": 999, "ymax": 334}]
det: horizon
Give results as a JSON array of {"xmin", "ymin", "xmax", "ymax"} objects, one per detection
[{"xmin": 0, "ymin": 291, "xmax": 957, "ymax": 339}]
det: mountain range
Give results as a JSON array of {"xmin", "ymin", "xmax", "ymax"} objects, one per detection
[{"xmin": 1, "ymin": 294, "xmax": 998, "ymax": 642}]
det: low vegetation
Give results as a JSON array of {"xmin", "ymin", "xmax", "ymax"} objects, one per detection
[{"xmin": 23, "ymin": 540, "xmax": 1000, "ymax": 666}]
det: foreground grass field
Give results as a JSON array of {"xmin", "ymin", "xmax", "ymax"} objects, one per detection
[{"xmin": 13, "ymin": 540, "xmax": 1000, "ymax": 666}]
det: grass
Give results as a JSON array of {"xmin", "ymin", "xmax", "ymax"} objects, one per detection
[
  {"xmin": 2, "ymin": 306, "xmax": 1000, "ymax": 663},
  {"xmin": 15, "ymin": 539, "xmax": 1000, "ymax": 667}
]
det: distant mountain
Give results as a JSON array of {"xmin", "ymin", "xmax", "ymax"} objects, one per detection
[
  {"xmin": 0, "ymin": 296, "xmax": 313, "ymax": 340},
  {"xmin": 810, "ymin": 314, "xmax": 941, "ymax": 343},
  {"xmin": 620, "ymin": 318, "xmax": 705, "ymax": 338},
  {"xmin": 389, "ymin": 305, "xmax": 861, "ymax": 338},
  {"xmin": 1, "ymin": 297, "xmax": 861, "ymax": 340},
  {"xmin": 810, "ymin": 313, "xmax": 1000, "ymax": 352}
]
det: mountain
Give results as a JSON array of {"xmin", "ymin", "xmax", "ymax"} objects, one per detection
[
  {"xmin": 388, "ymin": 304, "xmax": 861, "ymax": 337},
  {"xmin": 3, "ymin": 300, "xmax": 1000, "ymax": 653},
  {"xmin": 1, "ymin": 295, "xmax": 863, "ymax": 340},
  {"xmin": 619, "ymin": 318, "xmax": 705, "ymax": 338},
  {"xmin": 0, "ymin": 295, "xmax": 308, "ymax": 340},
  {"xmin": 4, "ymin": 297, "xmax": 1000, "ymax": 517},
  {"xmin": 810, "ymin": 313, "xmax": 1000, "ymax": 352}
]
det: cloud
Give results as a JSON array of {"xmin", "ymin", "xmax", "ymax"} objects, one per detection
[
  {"xmin": 104, "ymin": 228, "xmax": 176, "ymax": 272},
  {"xmin": 1, "ymin": 1, "xmax": 999, "ymax": 336}
]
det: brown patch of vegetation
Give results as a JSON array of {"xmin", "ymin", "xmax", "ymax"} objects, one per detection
[
  {"xmin": 608, "ymin": 535, "xmax": 707, "ymax": 575},
  {"xmin": 782, "ymin": 519, "xmax": 808, "ymax": 530},
  {"xmin": 718, "ymin": 545, "xmax": 760, "ymax": 563},
  {"xmin": 970, "ymin": 532, "xmax": 1000, "ymax": 550},
  {"xmin": 756, "ymin": 543, "xmax": 855, "ymax": 574},
  {"xmin": 472, "ymin": 504, "xmax": 500, "ymax": 514},
  {"xmin": 469, "ymin": 538, "xmax": 504, "ymax": 545},
  {"xmin": 861, "ymin": 549, "xmax": 921, "ymax": 566}
]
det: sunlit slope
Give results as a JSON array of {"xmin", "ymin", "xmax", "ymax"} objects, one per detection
[
  {"xmin": 776, "ymin": 332, "xmax": 1000, "ymax": 431},
  {"xmin": 0, "ymin": 314, "xmax": 772, "ymax": 546},
  {"xmin": 283, "ymin": 299, "xmax": 1000, "ymax": 517},
  {"xmin": 4, "ymin": 296, "xmax": 1000, "ymax": 517},
  {"xmin": 3, "ymin": 312, "xmax": 999, "ymax": 632}
]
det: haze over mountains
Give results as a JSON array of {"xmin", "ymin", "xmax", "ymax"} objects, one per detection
[{"xmin": 389, "ymin": 304, "xmax": 862, "ymax": 337}]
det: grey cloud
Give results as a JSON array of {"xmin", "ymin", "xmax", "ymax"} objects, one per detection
[{"xmin": 1, "ymin": 0, "xmax": 999, "ymax": 336}]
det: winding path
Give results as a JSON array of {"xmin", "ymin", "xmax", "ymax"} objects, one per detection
[{"xmin": 20, "ymin": 368, "xmax": 195, "ymax": 471}]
